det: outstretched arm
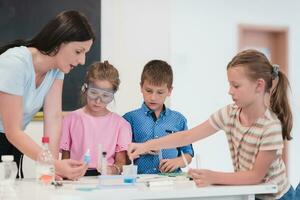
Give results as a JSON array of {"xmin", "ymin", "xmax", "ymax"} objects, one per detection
[
  {"xmin": 44, "ymin": 79, "xmax": 63, "ymax": 159},
  {"xmin": 0, "ymin": 92, "xmax": 42, "ymax": 160},
  {"xmin": 128, "ymin": 120, "xmax": 217, "ymax": 159},
  {"xmin": 0, "ymin": 90, "xmax": 87, "ymax": 180},
  {"xmin": 189, "ymin": 150, "xmax": 277, "ymax": 186}
]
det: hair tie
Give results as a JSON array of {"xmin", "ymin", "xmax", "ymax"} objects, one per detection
[
  {"xmin": 272, "ymin": 64, "xmax": 279, "ymax": 79},
  {"xmin": 81, "ymin": 83, "xmax": 88, "ymax": 92}
]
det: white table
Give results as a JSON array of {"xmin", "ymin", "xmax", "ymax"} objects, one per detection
[{"xmin": 13, "ymin": 177, "xmax": 277, "ymax": 200}]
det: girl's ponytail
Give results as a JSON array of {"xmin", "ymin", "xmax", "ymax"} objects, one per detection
[{"xmin": 270, "ymin": 70, "xmax": 293, "ymax": 140}]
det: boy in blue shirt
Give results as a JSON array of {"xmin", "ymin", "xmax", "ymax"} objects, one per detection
[{"xmin": 123, "ymin": 60, "xmax": 193, "ymax": 174}]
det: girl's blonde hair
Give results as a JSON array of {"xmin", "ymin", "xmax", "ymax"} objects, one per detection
[
  {"xmin": 80, "ymin": 61, "xmax": 120, "ymax": 105},
  {"xmin": 227, "ymin": 49, "xmax": 293, "ymax": 140}
]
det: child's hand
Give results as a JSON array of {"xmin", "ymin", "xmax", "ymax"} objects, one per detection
[
  {"xmin": 107, "ymin": 165, "xmax": 120, "ymax": 175},
  {"xmin": 159, "ymin": 158, "xmax": 182, "ymax": 173},
  {"xmin": 127, "ymin": 142, "xmax": 149, "ymax": 160},
  {"xmin": 188, "ymin": 168, "xmax": 214, "ymax": 187},
  {"xmin": 97, "ymin": 165, "xmax": 120, "ymax": 175},
  {"xmin": 145, "ymin": 150, "xmax": 160, "ymax": 155}
]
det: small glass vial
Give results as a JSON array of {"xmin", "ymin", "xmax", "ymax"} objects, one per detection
[{"xmin": 100, "ymin": 151, "xmax": 107, "ymax": 175}]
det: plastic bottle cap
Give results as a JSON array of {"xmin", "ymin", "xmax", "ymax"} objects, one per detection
[
  {"xmin": 1, "ymin": 155, "xmax": 14, "ymax": 161},
  {"xmin": 42, "ymin": 136, "xmax": 50, "ymax": 143},
  {"xmin": 102, "ymin": 151, "xmax": 107, "ymax": 156}
]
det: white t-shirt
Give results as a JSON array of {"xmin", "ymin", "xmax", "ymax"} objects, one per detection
[{"xmin": 0, "ymin": 46, "xmax": 64, "ymax": 131}]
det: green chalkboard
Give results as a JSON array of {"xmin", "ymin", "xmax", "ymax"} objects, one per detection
[{"xmin": 0, "ymin": 0, "xmax": 101, "ymax": 111}]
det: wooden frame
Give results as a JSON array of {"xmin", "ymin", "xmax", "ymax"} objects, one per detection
[
  {"xmin": 33, "ymin": 112, "xmax": 44, "ymax": 121},
  {"xmin": 238, "ymin": 24, "xmax": 289, "ymax": 74}
]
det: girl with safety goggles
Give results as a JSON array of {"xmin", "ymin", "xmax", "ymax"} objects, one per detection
[
  {"xmin": 60, "ymin": 61, "xmax": 132, "ymax": 176},
  {"xmin": 86, "ymin": 85, "xmax": 115, "ymax": 104}
]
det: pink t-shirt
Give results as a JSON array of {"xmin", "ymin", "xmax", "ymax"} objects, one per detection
[{"xmin": 60, "ymin": 108, "xmax": 132, "ymax": 168}]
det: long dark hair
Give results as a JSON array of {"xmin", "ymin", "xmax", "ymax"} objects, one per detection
[
  {"xmin": 0, "ymin": 10, "xmax": 95, "ymax": 55},
  {"xmin": 227, "ymin": 49, "xmax": 293, "ymax": 140}
]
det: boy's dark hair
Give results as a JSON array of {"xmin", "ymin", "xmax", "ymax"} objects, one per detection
[
  {"xmin": 140, "ymin": 60, "xmax": 173, "ymax": 89},
  {"xmin": 0, "ymin": 10, "xmax": 95, "ymax": 55}
]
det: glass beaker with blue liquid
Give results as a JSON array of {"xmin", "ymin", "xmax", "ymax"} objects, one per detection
[{"xmin": 122, "ymin": 165, "xmax": 137, "ymax": 184}]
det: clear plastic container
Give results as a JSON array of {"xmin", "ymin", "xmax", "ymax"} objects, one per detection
[
  {"xmin": 36, "ymin": 136, "xmax": 55, "ymax": 185},
  {"xmin": 0, "ymin": 155, "xmax": 18, "ymax": 200},
  {"xmin": 122, "ymin": 165, "xmax": 137, "ymax": 184},
  {"xmin": 0, "ymin": 155, "xmax": 18, "ymax": 183}
]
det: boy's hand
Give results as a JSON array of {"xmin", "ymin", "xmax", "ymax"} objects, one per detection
[{"xmin": 159, "ymin": 157, "xmax": 182, "ymax": 173}]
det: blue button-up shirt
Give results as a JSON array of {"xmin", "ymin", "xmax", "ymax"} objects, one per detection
[{"xmin": 123, "ymin": 103, "xmax": 194, "ymax": 174}]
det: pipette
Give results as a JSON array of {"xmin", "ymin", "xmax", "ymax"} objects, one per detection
[{"xmin": 181, "ymin": 150, "xmax": 189, "ymax": 170}]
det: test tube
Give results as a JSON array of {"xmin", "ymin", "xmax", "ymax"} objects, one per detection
[
  {"xmin": 181, "ymin": 150, "xmax": 189, "ymax": 170},
  {"xmin": 97, "ymin": 144, "xmax": 103, "ymax": 172},
  {"xmin": 195, "ymin": 153, "xmax": 201, "ymax": 169},
  {"xmin": 101, "ymin": 151, "xmax": 108, "ymax": 175},
  {"xmin": 83, "ymin": 149, "xmax": 91, "ymax": 164},
  {"xmin": 158, "ymin": 150, "xmax": 163, "ymax": 160}
]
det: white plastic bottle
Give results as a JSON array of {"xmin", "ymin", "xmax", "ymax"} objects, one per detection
[
  {"xmin": 97, "ymin": 151, "xmax": 107, "ymax": 175},
  {"xmin": 0, "ymin": 155, "xmax": 18, "ymax": 182},
  {"xmin": 36, "ymin": 136, "xmax": 55, "ymax": 185},
  {"xmin": 0, "ymin": 155, "xmax": 18, "ymax": 200},
  {"xmin": 101, "ymin": 152, "xmax": 108, "ymax": 175}
]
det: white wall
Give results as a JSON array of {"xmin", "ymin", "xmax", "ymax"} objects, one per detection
[
  {"xmin": 101, "ymin": 0, "xmax": 172, "ymax": 114},
  {"xmin": 23, "ymin": 122, "xmax": 43, "ymax": 178},
  {"xmin": 24, "ymin": 0, "xmax": 300, "ymax": 188},
  {"xmin": 169, "ymin": 0, "xmax": 300, "ymax": 187}
]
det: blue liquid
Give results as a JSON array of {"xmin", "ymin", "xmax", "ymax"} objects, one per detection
[
  {"xmin": 84, "ymin": 154, "xmax": 90, "ymax": 164},
  {"xmin": 124, "ymin": 177, "xmax": 135, "ymax": 183}
]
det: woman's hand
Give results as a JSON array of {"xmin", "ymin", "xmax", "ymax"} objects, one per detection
[
  {"xmin": 188, "ymin": 168, "xmax": 215, "ymax": 187},
  {"xmin": 127, "ymin": 142, "xmax": 149, "ymax": 160},
  {"xmin": 55, "ymin": 159, "xmax": 88, "ymax": 180},
  {"xmin": 55, "ymin": 174, "xmax": 63, "ymax": 181}
]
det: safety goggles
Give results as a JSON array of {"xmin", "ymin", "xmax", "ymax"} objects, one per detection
[{"xmin": 86, "ymin": 86, "xmax": 115, "ymax": 104}]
